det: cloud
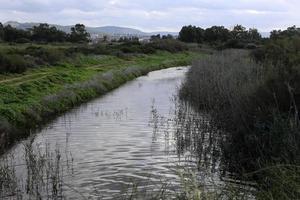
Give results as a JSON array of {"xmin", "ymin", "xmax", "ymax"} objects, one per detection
[{"xmin": 0, "ymin": 0, "xmax": 298, "ymax": 32}]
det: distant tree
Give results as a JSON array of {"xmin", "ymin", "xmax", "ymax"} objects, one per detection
[
  {"xmin": 195, "ymin": 27, "xmax": 205, "ymax": 43},
  {"xmin": 50, "ymin": 27, "xmax": 68, "ymax": 42},
  {"xmin": 3, "ymin": 25, "xmax": 31, "ymax": 42},
  {"xmin": 0, "ymin": 23, "xmax": 4, "ymax": 41},
  {"xmin": 232, "ymin": 25, "xmax": 248, "ymax": 40},
  {"xmin": 204, "ymin": 26, "xmax": 231, "ymax": 43},
  {"xmin": 31, "ymin": 23, "xmax": 67, "ymax": 42},
  {"xmin": 284, "ymin": 25, "xmax": 300, "ymax": 37},
  {"xmin": 270, "ymin": 30, "xmax": 282, "ymax": 40},
  {"xmin": 31, "ymin": 23, "xmax": 50, "ymax": 42},
  {"xmin": 150, "ymin": 34, "xmax": 161, "ymax": 41},
  {"xmin": 69, "ymin": 24, "xmax": 90, "ymax": 43},
  {"xmin": 247, "ymin": 28, "xmax": 261, "ymax": 41},
  {"xmin": 270, "ymin": 26, "xmax": 300, "ymax": 40},
  {"xmin": 162, "ymin": 34, "xmax": 174, "ymax": 40},
  {"xmin": 179, "ymin": 25, "xmax": 204, "ymax": 43}
]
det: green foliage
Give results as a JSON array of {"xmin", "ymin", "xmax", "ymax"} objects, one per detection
[
  {"xmin": 0, "ymin": 37, "xmax": 191, "ymax": 74},
  {"xmin": 179, "ymin": 24, "xmax": 262, "ymax": 48},
  {"xmin": 0, "ymin": 52, "xmax": 30, "ymax": 73},
  {"xmin": 204, "ymin": 26, "xmax": 231, "ymax": 43},
  {"xmin": 24, "ymin": 46, "xmax": 66, "ymax": 65},
  {"xmin": 179, "ymin": 25, "xmax": 204, "ymax": 43},
  {"xmin": 31, "ymin": 23, "xmax": 67, "ymax": 43},
  {"xmin": 3, "ymin": 25, "xmax": 31, "ymax": 43},
  {"xmin": 252, "ymin": 34, "xmax": 300, "ymax": 67},
  {"xmin": 0, "ymin": 51, "xmax": 200, "ymax": 153},
  {"xmin": 270, "ymin": 25, "xmax": 300, "ymax": 40},
  {"xmin": 69, "ymin": 24, "xmax": 90, "ymax": 43},
  {"xmin": 0, "ymin": 23, "xmax": 4, "ymax": 42},
  {"xmin": 146, "ymin": 39, "xmax": 188, "ymax": 53},
  {"xmin": 0, "ymin": 22, "xmax": 90, "ymax": 44}
]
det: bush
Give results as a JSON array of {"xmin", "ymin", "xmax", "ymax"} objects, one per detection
[
  {"xmin": 252, "ymin": 36, "xmax": 300, "ymax": 67},
  {"xmin": 146, "ymin": 39, "xmax": 188, "ymax": 53},
  {"xmin": 25, "ymin": 46, "xmax": 66, "ymax": 65},
  {"xmin": 0, "ymin": 53, "xmax": 30, "ymax": 73},
  {"xmin": 180, "ymin": 50, "xmax": 299, "ymax": 170},
  {"xmin": 15, "ymin": 38, "xmax": 31, "ymax": 44},
  {"xmin": 179, "ymin": 49, "xmax": 300, "ymax": 198}
]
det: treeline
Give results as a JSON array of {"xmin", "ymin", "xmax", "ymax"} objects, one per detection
[
  {"xmin": 179, "ymin": 25, "xmax": 261, "ymax": 43},
  {"xmin": 0, "ymin": 23, "xmax": 90, "ymax": 43},
  {"xmin": 270, "ymin": 25, "xmax": 300, "ymax": 39},
  {"xmin": 178, "ymin": 24, "xmax": 262, "ymax": 48},
  {"xmin": 252, "ymin": 25, "xmax": 300, "ymax": 66}
]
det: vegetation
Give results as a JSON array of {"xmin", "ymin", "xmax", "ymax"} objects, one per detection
[
  {"xmin": 179, "ymin": 26, "xmax": 300, "ymax": 199},
  {"xmin": 178, "ymin": 24, "xmax": 262, "ymax": 48},
  {"xmin": 0, "ymin": 48, "xmax": 201, "ymax": 153},
  {"xmin": 0, "ymin": 139, "xmax": 251, "ymax": 200},
  {"xmin": 0, "ymin": 20, "xmax": 197, "ymax": 153},
  {"xmin": 1, "ymin": 20, "xmax": 299, "ymax": 199},
  {"xmin": 0, "ymin": 140, "xmax": 72, "ymax": 199},
  {"xmin": 0, "ymin": 38, "xmax": 188, "ymax": 74},
  {"xmin": 0, "ymin": 22, "xmax": 89, "ymax": 43}
]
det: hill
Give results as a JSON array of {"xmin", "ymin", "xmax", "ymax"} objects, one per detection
[{"xmin": 4, "ymin": 21, "xmax": 178, "ymax": 37}]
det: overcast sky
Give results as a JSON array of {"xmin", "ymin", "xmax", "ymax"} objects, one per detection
[{"xmin": 0, "ymin": 0, "xmax": 299, "ymax": 32}]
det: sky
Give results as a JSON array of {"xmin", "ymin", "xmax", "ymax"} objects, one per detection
[{"xmin": 0, "ymin": 0, "xmax": 299, "ymax": 32}]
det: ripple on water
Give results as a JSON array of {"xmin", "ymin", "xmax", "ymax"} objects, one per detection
[{"xmin": 4, "ymin": 67, "xmax": 210, "ymax": 199}]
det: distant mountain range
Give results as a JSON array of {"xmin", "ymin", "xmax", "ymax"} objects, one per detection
[{"xmin": 3, "ymin": 21, "xmax": 178, "ymax": 37}]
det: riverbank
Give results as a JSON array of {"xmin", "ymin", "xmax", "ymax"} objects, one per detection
[
  {"xmin": 0, "ymin": 51, "xmax": 203, "ymax": 153},
  {"xmin": 179, "ymin": 49, "xmax": 299, "ymax": 199}
]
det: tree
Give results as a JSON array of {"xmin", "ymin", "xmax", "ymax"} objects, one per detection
[
  {"xmin": 204, "ymin": 26, "xmax": 231, "ymax": 43},
  {"xmin": 232, "ymin": 25, "xmax": 248, "ymax": 40},
  {"xmin": 179, "ymin": 25, "xmax": 204, "ymax": 43},
  {"xmin": 3, "ymin": 25, "xmax": 31, "ymax": 42},
  {"xmin": 162, "ymin": 34, "xmax": 174, "ymax": 40},
  {"xmin": 270, "ymin": 30, "xmax": 282, "ymax": 40},
  {"xmin": 150, "ymin": 34, "xmax": 161, "ymax": 41},
  {"xmin": 247, "ymin": 28, "xmax": 261, "ymax": 41},
  {"xmin": 69, "ymin": 24, "xmax": 90, "ymax": 43},
  {"xmin": 31, "ymin": 23, "xmax": 50, "ymax": 42},
  {"xmin": 270, "ymin": 26, "xmax": 300, "ymax": 40},
  {"xmin": 0, "ymin": 23, "xmax": 4, "ymax": 41},
  {"xmin": 31, "ymin": 23, "xmax": 67, "ymax": 42}
]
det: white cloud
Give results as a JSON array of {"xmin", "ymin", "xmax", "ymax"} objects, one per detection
[{"xmin": 0, "ymin": 0, "xmax": 298, "ymax": 32}]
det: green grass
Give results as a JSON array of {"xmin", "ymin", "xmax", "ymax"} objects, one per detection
[{"xmin": 0, "ymin": 50, "xmax": 203, "ymax": 152}]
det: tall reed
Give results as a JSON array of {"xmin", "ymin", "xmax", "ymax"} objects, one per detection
[{"xmin": 179, "ymin": 49, "xmax": 300, "ymax": 199}]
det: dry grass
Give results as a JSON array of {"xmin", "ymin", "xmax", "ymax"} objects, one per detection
[{"xmin": 179, "ymin": 49, "xmax": 300, "ymax": 199}]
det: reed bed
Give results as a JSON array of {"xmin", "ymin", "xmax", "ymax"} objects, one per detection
[{"xmin": 179, "ymin": 49, "xmax": 300, "ymax": 199}]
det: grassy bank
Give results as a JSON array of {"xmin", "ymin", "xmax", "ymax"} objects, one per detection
[
  {"xmin": 0, "ymin": 50, "xmax": 203, "ymax": 153},
  {"xmin": 179, "ymin": 49, "xmax": 299, "ymax": 199}
]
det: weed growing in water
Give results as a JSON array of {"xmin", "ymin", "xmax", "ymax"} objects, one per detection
[{"xmin": 0, "ymin": 138, "xmax": 75, "ymax": 199}]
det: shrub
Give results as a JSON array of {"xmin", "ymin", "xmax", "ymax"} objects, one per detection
[
  {"xmin": 179, "ymin": 49, "xmax": 300, "ymax": 198},
  {"xmin": 25, "ymin": 46, "xmax": 66, "ymax": 65},
  {"xmin": 146, "ymin": 39, "xmax": 188, "ymax": 53},
  {"xmin": 180, "ymin": 49, "xmax": 299, "ymax": 170},
  {"xmin": 15, "ymin": 38, "xmax": 31, "ymax": 44},
  {"xmin": 0, "ymin": 52, "xmax": 30, "ymax": 73}
]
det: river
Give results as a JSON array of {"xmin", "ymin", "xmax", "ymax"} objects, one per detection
[{"xmin": 1, "ymin": 67, "xmax": 233, "ymax": 199}]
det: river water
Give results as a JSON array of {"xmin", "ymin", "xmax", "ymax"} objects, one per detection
[{"xmin": 1, "ymin": 67, "xmax": 231, "ymax": 199}]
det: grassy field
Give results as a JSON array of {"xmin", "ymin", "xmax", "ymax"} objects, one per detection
[{"xmin": 0, "ymin": 48, "xmax": 203, "ymax": 152}]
